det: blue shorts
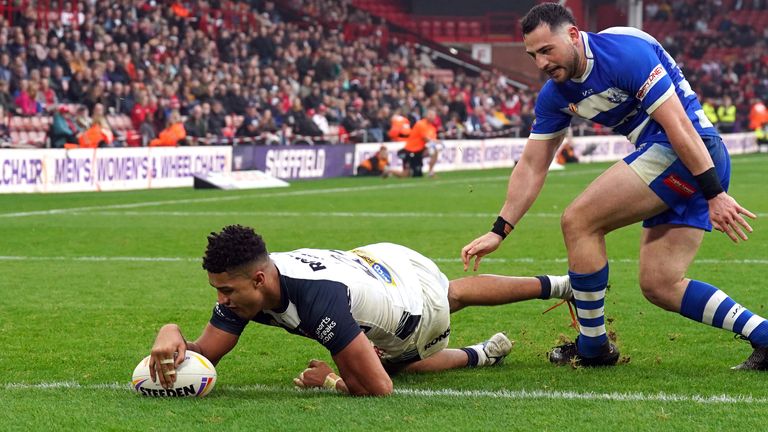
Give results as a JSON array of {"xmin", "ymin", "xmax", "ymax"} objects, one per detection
[{"xmin": 623, "ymin": 135, "xmax": 730, "ymax": 231}]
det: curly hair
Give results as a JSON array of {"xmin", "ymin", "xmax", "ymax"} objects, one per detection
[
  {"xmin": 521, "ymin": 3, "xmax": 576, "ymax": 36},
  {"xmin": 202, "ymin": 225, "xmax": 268, "ymax": 274}
]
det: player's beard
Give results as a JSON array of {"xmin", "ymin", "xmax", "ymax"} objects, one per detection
[{"xmin": 550, "ymin": 45, "xmax": 581, "ymax": 83}]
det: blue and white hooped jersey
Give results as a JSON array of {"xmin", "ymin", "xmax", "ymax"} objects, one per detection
[
  {"xmin": 209, "ymin": 244, "xmax": 428, "ymax": 356},
  {"xmin": 530, "ymin": 27, "xmax": 718, "ymax": 146}
]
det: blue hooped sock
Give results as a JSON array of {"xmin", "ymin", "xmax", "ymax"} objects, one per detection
[
  {"xmin": 681, "ymin": 280, "xmax": 768, "ymax": 347},
  {"xmin": 570, "ymin": 263, "xmax": 610, "ymax": 358}
]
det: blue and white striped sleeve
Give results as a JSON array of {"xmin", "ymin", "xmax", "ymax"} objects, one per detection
[{"xmin": 529, "ymin": 83, "xmax": 570, "ymax": 140}]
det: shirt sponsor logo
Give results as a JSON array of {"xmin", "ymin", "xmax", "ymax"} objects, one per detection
[
  {"xmin": 663, "ymin": 174, "xmax": 696, "ymax": 197},
  {"xmin": 316, "ymin": 316, "xmax": 337, "ymax": 344},
  {"xmin": 351, "ymin": 249, "xmax": 396, "ymax": 286},
  {"xmin": 371, "ymin": 263, "xmax": 393, "ymax": 284},
  {"xmin": 636, "ymin": 65, "xmax": 666, "ymax": 100}
]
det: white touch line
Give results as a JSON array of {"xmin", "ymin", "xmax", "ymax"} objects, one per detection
[
  {"xmin": 0, "ymin": 169, "xmax": 605, "ymax": 219},
  {"xmin": 4, "ymin": 381, "xmax": 766, "ymax": 404},
  {"xmin": 0, "ymin": 176, "xmax": 507, "ymax": 218},
  {"xmin": 68, "ymin": 210, "xmax": 563, "ymax": 218},
  {"xmin": 1, "ymin": 255, "xmax": 767, "ymax": 265},
  {"xmin": 11, "ymin": 208, "xmax": 768, "ymax": 218}
]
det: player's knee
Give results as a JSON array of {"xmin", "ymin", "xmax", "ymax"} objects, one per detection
[
  {"xmin": 638, "ymin": 271, "xmax": 676, "ymax": 310},
  {"xmin": 560, "ymin": 204, "xmax": 587, "ymax": 240},
  {"xmin": 447, "ymin": 283, "xmax": 463, "ymax": 312}
]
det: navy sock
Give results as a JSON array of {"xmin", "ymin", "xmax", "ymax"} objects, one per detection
[
  {"xmin": 536, "ymin": 275, "xmax": 551, "ymax": 299},
  {"xmin": 570, "ymin": 263, "xmax": 609, "ymax": 357},
  {"xmin": 460, "ymin": 347, "xmax": 479, "ymax": 367}
]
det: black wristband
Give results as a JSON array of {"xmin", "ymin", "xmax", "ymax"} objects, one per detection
[
  {"xmin": 491, "ymin": 216, "xmax": 514, "ymax": 239},
  {"xmin": 694, "ymin": 167, "xmax": 724, "ymax": 200}
]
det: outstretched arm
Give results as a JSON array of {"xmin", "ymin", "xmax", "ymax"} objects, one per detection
[
  {"xmin": 651, "ymin": 96, "xmax": 755, "ymax": 242},
  {"xmin": 461, "ymin": 135, "xmax": 564, "ymax": 271},
  {"xmin": 149, "ymin": 323, "xmax": 239, "ymax": 389}
]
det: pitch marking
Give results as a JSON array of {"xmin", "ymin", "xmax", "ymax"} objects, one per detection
[{"xmin": 3, "ymin": 381, "xmax": 766, "ymax": 404}]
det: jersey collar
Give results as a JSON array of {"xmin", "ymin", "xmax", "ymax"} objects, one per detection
[{"xmin": 571, "ymin": 31, "xmax": 594, "ymax": 83}]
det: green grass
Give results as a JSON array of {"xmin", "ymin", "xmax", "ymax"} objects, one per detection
[{"xmin": 2, "ymin": 154, "xmax": 768, "ymax": 431}]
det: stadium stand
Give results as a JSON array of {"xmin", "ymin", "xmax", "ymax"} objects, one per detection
[{"xmin": 0, "ymin": 0, "xmax": 763, "ymax": 148}]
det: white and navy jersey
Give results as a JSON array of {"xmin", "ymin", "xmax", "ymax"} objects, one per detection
[
  {"xmin": 530, "ymin": 27, "xmax": 717, "ymax": 145},
  {"xmin": 209, "ymin": 244, "xmax": 432, "ymax": 356}
]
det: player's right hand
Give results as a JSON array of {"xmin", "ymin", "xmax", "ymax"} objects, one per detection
[
  {"xmin": 149, "ymin": 324, "xmax": 187, "ymax": 389},
  {"xmin": 461, "ymin": 232, "xmax": 503, "ymax": 271}
]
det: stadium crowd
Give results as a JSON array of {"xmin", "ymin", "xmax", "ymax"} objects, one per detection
[
  {"xmin": 0, "ymin": 0, "xmax": 533, "ymax": 148},
  {"xmin": 0, "ymin": 0, "xmax": 766, "ymax": 148}
]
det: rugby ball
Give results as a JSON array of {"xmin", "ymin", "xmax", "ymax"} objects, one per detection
[{"xmin": 131, "ymin": 351, "xmax": 217, "ymax": 397}]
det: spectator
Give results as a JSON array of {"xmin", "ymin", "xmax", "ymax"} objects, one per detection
[
  {"xmin": 150, "ymin": 110, "xmax": 187, "ymax": 147},
  {"xmin": 106, "ymin": 82, "xmax": 133, "ymax": 115},
  {"xmin": 357, "ymin": 145, "xmax": 390, "ymax": 176},
  {"xmin": 208, "ymin": 100, "xmax": 227, "ymax": 138},
  {"xmin": 388, "ymin": 108, "xmax": 411, "ymax": 142},
  {"xmin": 237, "ymin": 103, "xmax": 262, "ymax": 139},
  {"xmin": 0, "ymin": 105, "xmax": 10, "ymax": 147},
  {"xmin": 14, "ymin": 80, "xmax": 39, "ymax": 116},
  {"xmin": 184, "ymin": 104, "xmax": 209, "ymax": 144},
  {"xmin": 0, "ymin": 80, "xmax": 15, "ymax": 112},
  {"xmin": 341, "ymin": 103, "xmax": 368, "ymax": 143},
  {"xmin": 49, "ymin": 105, "xmax": 79, "ymax": 149},
  {"xmin": 311, "ymin": 104, "xmax": 330, "ymax": 136}
]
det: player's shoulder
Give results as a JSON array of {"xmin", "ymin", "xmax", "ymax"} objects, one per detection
[
  {"xmin": 534, "ymin": 80, "xmax": 566, "ymax": 110},
  {"xmin": 271, "ymin": 249, "xmax": 334, "ymax": 277},
  {"xmin": 591, "ymin": 28, "xmax": 659, "ymax": 59}
]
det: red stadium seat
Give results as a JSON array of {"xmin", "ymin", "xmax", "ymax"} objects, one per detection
[
  {"xmin": 432, "ymin": 21, "xmax": 443, "ymax": 38},
  {"xmin": 419, "ymin": 20, "xmax": 431, "ymax": 38},
  {"xmin": 469, "ymin": 20, "xmax": 482, "ymax": 37},
  {"xmin": 457, "ymin": 21, "xmax": 469, "ymax": 39},
  {"xmin": 444, "ymin": 20, "xmax": 456, "ymax": 39}
]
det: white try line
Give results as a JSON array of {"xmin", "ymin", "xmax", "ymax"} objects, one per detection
[
  {"xmin": 0, "ymin": 169, "xmax": 605, "ymax": 219},
  {"xmin": 3, "ymin": 381, "xmax": 766, "ymax": 404},
  {"xmin": 1, "ymin": 255, "xmax": 767, "ymax": 265}
]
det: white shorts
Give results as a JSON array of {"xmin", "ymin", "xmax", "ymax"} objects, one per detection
[{"xmin": 351, "ymin": 243, "xmax": 451, "ymax": 365}]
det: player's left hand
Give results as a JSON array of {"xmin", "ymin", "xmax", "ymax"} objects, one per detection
[
  {"xmin": 293, "ymin": 359, "xmax": 335, "ymax": 389},
  {"xmin": 708, "ymin": 192, "xmax": 756, "ymax": 243}
]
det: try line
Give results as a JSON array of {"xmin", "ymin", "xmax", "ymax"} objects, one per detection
[
  {"xmin": 3, "ymin": 381, "xmax": 766, "ymax": 405},
  {"xmin": 0, "ymin": 255, "xmax": 767, "ymax": 265}
]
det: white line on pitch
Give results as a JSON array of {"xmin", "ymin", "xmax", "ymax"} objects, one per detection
[
  {"xmin": 0, "ymin": 169, "xmax": 607, "ymax": 219},
  {"xmin": 13, "ymin": 208, "xmax": 768, "ymax": 218},
  {"xmin": 1, "ymin": 255, "xmax": 767, "ymax": 265},
  {"xmin": 66, "ymin": 210, "xmax": 563, "ymax": 218},
  {"xmin": 0, "ymin": 176, "xmax": 508, "ymax": 218},
  {"xmin": 3, "ymin": 381, "xmax": 766, "ymax": 404}
]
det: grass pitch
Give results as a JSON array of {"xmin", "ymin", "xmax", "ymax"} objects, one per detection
[{"xmin": 2, "ymin": 154, "xmax": 768, "ymax": 431}]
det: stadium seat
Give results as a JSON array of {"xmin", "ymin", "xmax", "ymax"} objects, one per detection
[
  {"xmin": 443, "ymin": 20, "xmax": 456, "ymax": 39},
  {"xmin": 419, "ymin": 21, "xmax": 431, "ymax": 38},
  {"xmin": 432, "ymin": 21, "xmax": 443, "ymax": 38},
  {"xmin": 457, "ymin": 21, "xmax": 469, "ymax": 39},
  {"xmin": 469, "ymin": 21, "xmax": 482, "ymax": 38}
]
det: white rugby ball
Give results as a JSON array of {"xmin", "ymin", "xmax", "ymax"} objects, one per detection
[{"xmin": 131, "ymin": 351, "xmax": 217, "ymax": 397}]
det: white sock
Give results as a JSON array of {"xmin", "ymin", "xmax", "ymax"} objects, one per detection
[{"xmin": 548, "ymin": 275, "xmax": 572, "ymax": 299}]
